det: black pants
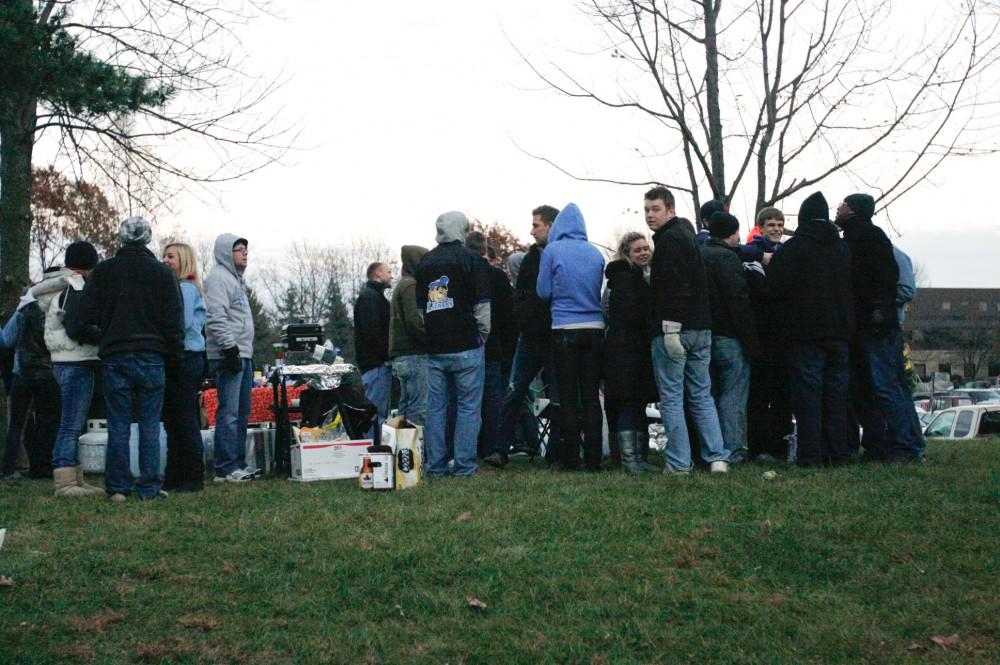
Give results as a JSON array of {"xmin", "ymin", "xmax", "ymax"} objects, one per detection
[
  {"xmin": 747, "ymin": 358, "xmax": 793, "ymax": 459},
  {"xmin": 162, "ymin": 353, "xmax": 206, "ymax": 487},
  {"xmin": 789, "ymin": 340, "xmax": 851, "ymax": 467},
  {"xmin": 552, "ymin": 329, "xmax": 603, "ymax": 470},
  {"xmin": 1, "ymin": 372, "xmax": 60, "ymax": 477}
]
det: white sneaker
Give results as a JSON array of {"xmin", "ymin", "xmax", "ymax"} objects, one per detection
[
  {"xmin": 215, "ymin": 468, "xmax": 256, "ymax": 483},
  {"xmin": 710, "ymin": 461, "xmax": 729, "ymax": 474}
]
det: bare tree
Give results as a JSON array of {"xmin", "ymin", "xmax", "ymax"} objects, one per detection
[
  {"xmin": 1, "ymin": 0, "xmax": 293, "ymax": 316},
  {"xmin": 520, "ymin": 0, "xmax": 1000, "ymax": 226}
]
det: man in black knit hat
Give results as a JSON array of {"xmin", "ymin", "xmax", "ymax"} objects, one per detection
[
  {"xmin": 835, "ymin": 193, "xmax": 921, "ymax": 463},
  {"xmin": 766, "ymin": 192, "xmax": 854, "ymax": 467}
]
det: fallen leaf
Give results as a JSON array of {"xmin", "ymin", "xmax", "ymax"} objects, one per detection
[
  {"xmin": 456, "ymin": 511, "xmax": 472, "ymax": 523},
  {"xmin": 0, "ymin": 576, "xmax": 14, "ymax": 587},
  {"xmin": 218, "ymin": 561, "xmax": 235, "ymax": 576},
  {"xmin": 907, "ymin": 642, "xmax": 927, "ymax": 652},
  {"xmin": 177, "ymin": 614, "xmax": 220, "ymax": 632},
  {"xmin": 466, "ymin": 596, "xmax": 488, "ymax": 611},
  {"xmin": 394, "ymin": 604, "xmax": 405, "ymax": 618},
  {"xmin": 930, "ymin": 634, "xmax": 959, "ymax": 649}
]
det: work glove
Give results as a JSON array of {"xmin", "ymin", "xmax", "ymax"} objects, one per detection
[
  {"xmin": 662, "ymin": 321, "xmax": 686, "ymax": 361},
  {"xmin": 221, "ymin": 346, "xmax": 242, "ymax": 374}
]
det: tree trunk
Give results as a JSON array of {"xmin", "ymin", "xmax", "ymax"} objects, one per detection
[
  {"xmin": 0, "ymin": 97, "xmax": 36, "ymax": 320},
  {"xmin": 702, "ymin": 0, "xmax": 726, "ymax": 203}
]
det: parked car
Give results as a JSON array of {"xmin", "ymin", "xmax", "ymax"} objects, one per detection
[
  {"xmin": 913, "ymin": 395, "xmax": 972, "ymax": 412},
  {"xmin": 923, "ymin": 404, "xmax": 1000, "ymax": 439}
]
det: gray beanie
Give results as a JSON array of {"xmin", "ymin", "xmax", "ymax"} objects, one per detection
[{"xmin": 118, "ymin": 216, "xmax": 152, "ymax": 246}]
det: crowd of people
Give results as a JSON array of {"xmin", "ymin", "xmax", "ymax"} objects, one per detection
[
  {"xmin": 0, "ymin": 185, "xmax": 922, "ymax": 498},
  {"xmin": 0, "ymin": 218, "xmax": 260, "ymax": 498},
  {"xmin": 356, "ymin": 187, "xmax": 923, "ymax": 478}
]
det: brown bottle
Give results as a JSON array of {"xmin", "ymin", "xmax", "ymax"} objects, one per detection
[{"xmin": 359, "ymin": 456, "xmax": 374, "ymax": 491}]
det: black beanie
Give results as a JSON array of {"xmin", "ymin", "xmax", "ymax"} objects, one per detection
[
  {"xmin": 709, "ymin": 212, "xmax": 740, "ymax": 239},
  {"xmin": 65, "ymin": 241, "xmax": 99, "ymax": 270},
  {"xmin": 843, "ymin": 193, "xmax": 875, "ymax": 219},
  {"xmin": 798, "ymin": 192, "xmax": 830, "ymax": 223},
  {"xmin": 700, "ymin": 199, "xmax": 726, "ymax": 222}
]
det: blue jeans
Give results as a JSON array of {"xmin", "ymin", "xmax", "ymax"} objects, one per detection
[
  {"xmin": 651, "ymin": 331, "xmax": 728, "ymax": 471},
  {"xmin": 496, "ymin": 336, "xmax": 560, "ymax": 460},
  {"xmin": 710, "ymin": 336, "xmax": 750, "ymax": 458},
  {"xmin": 211, "ymin": 357, "xmax": 252, "ymax": 475},
  {"xmin": 52, "ymin": 364, "xmax": 96, "ymax": 469},
  {"xmin": 789, "ymin": 340, "xmax": 851, "ymax": 466},
  {"xmin": 392, "ymin": 355, "xmax": 427, "ymax": 426},
  {"xmin": 851, "ymin": 329, "xmax": 922, "ymax": 460},
  {"xmin": 103, "ymin": 353, "xmax": 165, "ymax": 497},
  {"xmin": 478, "ymin": 360, "xmax": 503, "ymax": 458},
  {"xmin": 362, "ymin": 365, "xmax": 392, "ymax": 438},
  {"xmin": 426, "ymin": 347, "xmax": 484, "ymax": 476}
]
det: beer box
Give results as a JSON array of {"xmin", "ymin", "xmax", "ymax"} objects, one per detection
[
  {"xmin": 290, "ymin": 438, "xmax": 373, "ymax": 481},
  {"xmin": 367, "ymin": 451, "xmax": 395, "ymax": 491},
  {"xmin": 381, "ymin": 417, "xmax": 422, "ymax": 490}
]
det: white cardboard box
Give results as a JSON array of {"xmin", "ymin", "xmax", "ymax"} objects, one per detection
[{"xmin": 290, "ymin": 439, "xmax": 373, "ymax": 481}]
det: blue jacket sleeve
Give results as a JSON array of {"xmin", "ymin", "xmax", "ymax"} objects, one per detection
[
  {"xmin": 893, "ymin": 246, "xmax": 916, "ymax": 306},
  {"xmin": 536, "ymin": 247, "xmax": 554, "ymax": 303},
  {"xmin": 1, "ymin": 312, "xmax": 20, "ymax": 350}
]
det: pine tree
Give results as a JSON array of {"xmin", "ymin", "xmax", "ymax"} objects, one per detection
[
  {"xmin": 246, "ymin": 287, "xmax": 278, "ymax": 368},
  {"xmin": 322, "ymin": 277, "xmax": 354, "ymax": 362}
]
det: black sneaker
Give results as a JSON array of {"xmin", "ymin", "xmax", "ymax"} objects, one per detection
[{"xmin": 482, "ymin": 453, "xmax": 508, "ymax": 469}]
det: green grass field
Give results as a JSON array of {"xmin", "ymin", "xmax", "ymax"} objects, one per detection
[{"xmin": 1, "ymin": 441, "xmax": 998, "ymax": 664}]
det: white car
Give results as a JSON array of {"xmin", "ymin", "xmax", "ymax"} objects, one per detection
[{"xmin": 923, "ymin": 404, "xmax": 1000, "ymax": 440}]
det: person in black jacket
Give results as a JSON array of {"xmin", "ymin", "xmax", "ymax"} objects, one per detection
[
  {"xmin": 353, "ymin": 262, "xmax": 393, "ymax": 434},
  {"xmin": 646, "ymin": 187, "xmax": 729, "ymax": 474},
  {"xmin": 415, "ymin": 211, "xmax": 491, "ymax": 478},
  {"xmin": 80, "ymin": 216, "xmax": 184, "ymax": 500},
  {"xmin": 835, "ymin": 193, "xmax": 922, "ymax": 463},
  {"xmin": 465, "ymin": 232, "xmax": 514, "ymax": 459},
  {"xmin": 603, "ymin": 232, "xmax": 658, "ymax": 473},
  {"xmin": 767, "ymin": 192, "xmax": 854, "ymax": 467},
  {"xmin": 701, "ymin": 212, "xmax": 760, "ymax": 463},
  {"xmin": 746, "ymin": 207, "xmax": 793, "ymax": 461},
  {"xmin": 484, "ymin": 205, "xmax": 562, "ymax": 468}
]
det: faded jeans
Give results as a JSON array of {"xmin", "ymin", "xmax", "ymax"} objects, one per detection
[
  {"xmin": 426, "ymin": 347, "xmax": 484, "ymax": 477},
  {"xmin": 51, "ymin": 364, "xmax": 96, "ymax": 469},
  {"xmin": 710, "ymin": 336, "xmax": 750, "ymax": 459},
  {"xmin": 211, "ymin": 357, "xmax": 253, "ymax": 476},
  {"xmin": 392, "ymin": 355, "xmax": 427, "ymax": 426},
  {"xmin": 651, "ymin": 330, "xmax": 728, "ymax": 471},
  {"xmin": 362, "ymin": 364, "xmax": 393, "ymax": 438}
]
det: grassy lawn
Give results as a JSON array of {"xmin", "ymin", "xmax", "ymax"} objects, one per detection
[{"xmin": 1, "ymin": 440, "xmax": 998, "ymax": 664}]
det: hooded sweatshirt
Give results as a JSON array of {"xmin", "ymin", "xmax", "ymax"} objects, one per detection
[
  {"xmin": 36, "ymin": 267, "xmax": 100, "ymax": 364},
  {"xmin": 415, "ymin": 212, "xmax": 491, "ymax": 354},
  {"xmin": 766, "ymin": 216, "xmax": 854, "ymax": 344},
  {"xmin": 389, "ymin": 245, "xmax": 429, "ymax": 359},
  {"xmin": 536, "ymin": 203, "xmax": 605, "ymax": 328},
  {"xmin": 204, "ymin": 233, "xmax": 254, "ymax": 359}
]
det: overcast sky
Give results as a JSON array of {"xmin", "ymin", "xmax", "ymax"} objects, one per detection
[{"xmin": 150, "ymin": 0, "xmax": 996, "ymax": 288}]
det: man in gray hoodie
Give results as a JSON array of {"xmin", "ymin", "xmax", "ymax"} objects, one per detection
[{"xmin": 205, "ymin": 234, "xmax": 257, "ymax": 482}]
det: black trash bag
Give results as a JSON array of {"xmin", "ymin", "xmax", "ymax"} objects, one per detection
[{"xmin": 335, "ymin": 381, "xmax": 378, "ymax": 441}]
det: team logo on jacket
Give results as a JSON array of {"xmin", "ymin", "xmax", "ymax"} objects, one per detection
[{"xmin": 426, "ymin": 275, "xmax": 453, "ymax": 312}]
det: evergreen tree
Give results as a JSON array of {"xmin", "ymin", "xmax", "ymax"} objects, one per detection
[
  {"xmin": 322, "ymin": 277, "xmax": 354, "ymax": 362},
  {"xmin": 247, "ymin": 286, "xmax": 278, "ymax": 369}
]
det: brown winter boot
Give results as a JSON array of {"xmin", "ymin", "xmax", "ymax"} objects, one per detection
[
  {"xmin": 75, "ymin": 466, "xmax": 104, "ymax": 495},
  {"xmin": 53, "ymin": 467, "xmax": 92, "ymax": 497}
]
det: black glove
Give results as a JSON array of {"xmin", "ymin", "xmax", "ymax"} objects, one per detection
[{"xmin": 221, "ymin": 346, "xmax": 242, "ymax": 374}]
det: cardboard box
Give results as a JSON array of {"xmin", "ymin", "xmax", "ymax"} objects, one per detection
[
  {"xmin": 290, "ymin": 438, "xmax": 373, "ymax": 481},
  {"xmin": 382, "ymin": 417, "xmax": 422, "ymax": 490}
]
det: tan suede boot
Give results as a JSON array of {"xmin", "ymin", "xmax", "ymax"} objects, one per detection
[
  {"xmin": 53, "ymin": 467, "xmax": 92, "ymax": 497},
  {"xmin": 75, "ymin": 466, "xmax": 104, "ymax": 495}
]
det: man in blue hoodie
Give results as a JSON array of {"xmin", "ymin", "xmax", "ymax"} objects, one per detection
[{"xmin": 537, "ymin": 203, "xmax": 606, "ymax": 471}]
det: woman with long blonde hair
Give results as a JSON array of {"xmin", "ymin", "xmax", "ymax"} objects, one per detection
[{"xmin": 161, "ymin": 242, "xmax": 207, "ymax": 492}]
